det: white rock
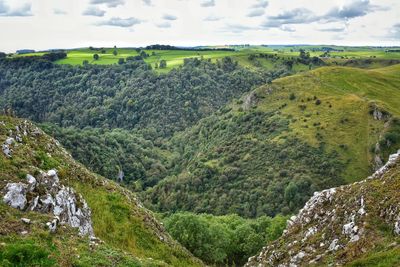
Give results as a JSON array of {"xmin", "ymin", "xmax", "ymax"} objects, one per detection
[
  {"xmin": 21, "ymin": 218, "xmax": 31, "ymax": 224},
  {"xmin": 329, "ymin": 239, "xmax": 339, "ymax": 251},
  {"xmin": 3, "ymin": 183, "xmax": 27, "ymax": 210},
  {"xmin": 26, "ymin": 174, "xmax": 37, "ymax": 191},
  {"xmin": 5, "ymin": 137, "xmax": 14, "ymax": 145}
]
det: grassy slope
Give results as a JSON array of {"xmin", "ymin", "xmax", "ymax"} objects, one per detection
[
  {"xmin": 145, "ymin": 64, "xmax": 400, "ymax": 218},
  {"xmin": 0, "ymin": 115, "xmax": 202, "ymax": 267},
  {"xmin": 241, "ymin": 64, "xmax": 400, "ymax": 182}
]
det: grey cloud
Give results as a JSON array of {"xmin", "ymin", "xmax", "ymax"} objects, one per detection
[
  {"xmin": 318, "ymin": 26, "xmax": 346, "ymax": 32},
  {"xmin": 162, "ymin": 14, "xmax": 177, "ymax": 20},
  {"xmin": 261, "ymin": 8, "xmax": 318, "ymax": 28},
  {"xmin": 200, "ymin": 0, "xmax": 215, "ymax": 7},
  {"xmin": 386, "ymin": 23, "xmax": 400, "ymax": 40},
  {"xmin": 280, "ymin": 25, "xmax": 295, "ymax": 32},
  {"xmin": 0, "ymin": 1, "xmax": 7, "ymax": 13},
  {"xmin": 261, "ymin": 1, "xmax": 387, "ymax": 30},
  {"xmin": 204, "ymin": 15, "xmax": 222, "ymax": 21},
  {"xmin": 143, "ymin": 0, "xmax": 152, "ymax": 6},
  {"xmin": 0, "ymin": 2, "xmax": 32, "ymax": 17},
  {"xmin": 83, "ymin": 6, "xmax": 106, "ymax": 17},
  {"xmin": 54, "ymin": 8, "xmax": 67, "ymax": 15},
  {"xmin": 222, "ymin": 24, "xmax": 257, "ymax": 33},
  {"xmin": 252, "ymin": 0, "xmax": 268, "ymax": 8},
  {"xmin": 247, "ymin": 8, "xmax": 264, "ymax": 17},
  {"xmin": 156, "ymin": 22, "xmax": 171, "ymax": 28},
  {"xmin": 90, "ymin": 0, "xmax": 125, "ymax": 8},
  {"xmin": 96, "ymin": 17, "xmax": 142, "ymax": 27},
  {"xmin": 324, "ymin": 0, "xmax": 386, "ymax": 21}
]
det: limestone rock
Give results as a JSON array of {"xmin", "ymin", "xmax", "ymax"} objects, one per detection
[
  {"xmin": 3, "ymin": 183, "xmax": 27, "ymax": 210},
  {"xmin": 2, "ymin": 169, "xmax": 95, "ymax": 238}
]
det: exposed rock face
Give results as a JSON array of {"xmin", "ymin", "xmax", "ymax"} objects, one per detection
[
  {"xmin": 242, "ymin": 91, "xmax": 258, "ymax": 110},
  {"xmin": 246, "ymin": 150, "xmax": 400, "ymax": 267},
  {"xmin": 2, "ymin": 169, "xmax": 94, "ymax": 237}
]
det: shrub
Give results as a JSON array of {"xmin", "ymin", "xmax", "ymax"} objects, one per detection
[{"xmin": 0, "ymin": 241, "xmax": 56, "ymax": 267}]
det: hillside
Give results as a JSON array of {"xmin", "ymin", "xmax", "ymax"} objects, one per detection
[
  {"xmin": 246, "ymin": 149, "xmax": 400, "ymax": 267},
  {"xmin": 0, "ymin": 115, "xmax": 202, "ymax": 266},
  {"xmin": 145, "ymin": 65, "xmax": 400, "ymax": 217}
]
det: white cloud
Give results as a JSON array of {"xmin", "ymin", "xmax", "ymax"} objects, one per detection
[{"xmin": 0, "ymin": 0, "xmax": 398, "ymax": 52}]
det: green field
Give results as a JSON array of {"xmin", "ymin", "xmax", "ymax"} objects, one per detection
[{"xmin": 12, "ymin": 45, "xmax": 400, "ymax": 72}]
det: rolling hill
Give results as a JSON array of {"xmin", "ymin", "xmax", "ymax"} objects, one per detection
[{"xmin": 145, "ymin": 64, "xmax": 400, "ymax": 217}]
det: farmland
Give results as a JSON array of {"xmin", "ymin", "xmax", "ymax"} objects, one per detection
[{"xmin": 11, "ymin": 45, "xmax": 400, "ymax": 73}]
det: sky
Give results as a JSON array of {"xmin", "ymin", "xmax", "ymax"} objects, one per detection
[{"xmin": 0, "ymin": 0, "xmax": 399, "ymax": 52}]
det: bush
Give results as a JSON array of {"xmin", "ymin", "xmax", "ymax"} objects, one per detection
[
  {"xmin": 0, "ymin": 241, "xmax": 56, "ymax": 267},
  {"xmin": 164, "ymin": 212, "xmax": 288, "ymax": 265}
]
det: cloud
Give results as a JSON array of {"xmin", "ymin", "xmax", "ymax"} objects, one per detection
[
  {"xmin": 204, "ymin": 14, "xmax": 222, "ymax": 21},
  {"xmin": 0, "ymin": 1, "xmax": 7, "ymax": 14},
  {"xmin": 280, "ymin": 25, "xmax": 295, "ymax": 32},
  {"xmin": 53, "ymin": 8, "xmax": 67, "ymax": 15},
  {"xmin": 222, "ymin": 24, "xmax": 257, "ymax": 33},
  {"xmin": 317, "ymin": 26, "xmax": 346, "ymax": 32},
  {"xmin": 261, "ymin": 8, "xmax": 318, "ymax": 28},
  {"xmin": 83, "ymin": 6, "xmax": 106, "ymax": 17},
  {"xmin": 247, "ymin": 8, "xmax": 264, "ymax": 17},
  {"xmin": 0, "ymin": 2, "xmax": 32, "ymax": 17},
  {"xmin": 162, "ymin": 14, "xmax": 177, "ymax": 20},
  {"xmin": 90, "ymin": 0, "xmax": 125, "ymax": 8},
  {"xmin": 251, "ymin": 0, "xmax": 268, "ymax": 8},
  {"xmin": 200, "ymin": 0, "xmax": 215, "ymax": 7},
  {"xmin": 260, "ymin": 1, "xmax": 387, "ymax": 30},
  {"xmin": 323, "ymin": 0, "xmax": 387, "ymax": 21},
  {"xmin": 96, "ymin": 17, "xmax": 142, "ymax": 27},
  {"xmin": 156, "ymin": 22, "xmax": 171, "ymax": 28},
  {"xmin": 142, "ymin": 0, "xmax": 152, "ymax": 6},
  {"xmin": 386, "ymin": 23, "xmax": 400, "ymax": 40}
]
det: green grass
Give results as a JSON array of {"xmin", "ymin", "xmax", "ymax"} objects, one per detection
[
  {"xmin": 346, "ymin": 248, "xmax": 400, "ymax": 267},
  {"xmin": 55, "ymin": 48, "xmax": 245, "ymax": 72},
  {"xmin": 235, "ymin": 64, "xmax": 400, "ymax": 182},
  {"xmin": 11, "ymin": 45, "xmax": 400, "ymax": 73},
  {"xmin": 0, "ymin": 115, "xmax": 202, "ymax": 266}
]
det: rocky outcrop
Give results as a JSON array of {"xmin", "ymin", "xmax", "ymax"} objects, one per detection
[
  {"xmin": 242, "ymin": 91, "xmax": 259, "ymax": 110},
  {"xmin": 2, "ymin": 169, "xmax": 94, "ymax": 237},
  {"xmin": 246, "ymin": 149, "xmax": 400, "ymax": 267}
]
